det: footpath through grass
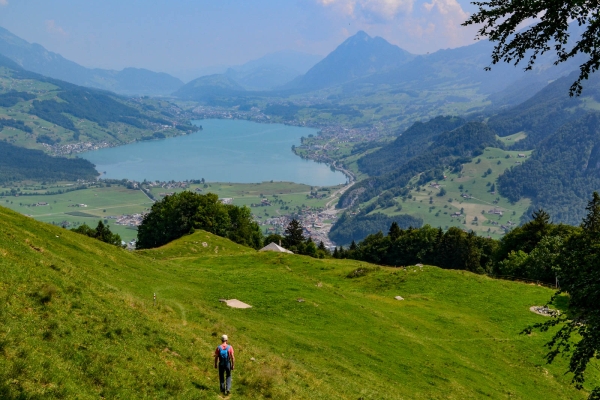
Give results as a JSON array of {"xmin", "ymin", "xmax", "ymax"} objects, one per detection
[{"xmin": 0, "ymin": 206, "xmax": 596, "ymax": 399}]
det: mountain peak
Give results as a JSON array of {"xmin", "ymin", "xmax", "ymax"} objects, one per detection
[{"xmin": 291, "ymin": 31, "xmax": 413, "ymax": 90}]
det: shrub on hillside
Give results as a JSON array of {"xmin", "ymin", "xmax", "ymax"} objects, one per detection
[
  {"xmin": 136, "ymin": 191, "xmax": 262, "ymax": 249},
  {"xmin": 71, "ymin": 221, "xmax": 123, "ymax": 247}
]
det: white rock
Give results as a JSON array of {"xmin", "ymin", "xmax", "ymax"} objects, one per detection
[{"xmin": 395, "ymin": 296, "xmax": 404, "ymax": 301}]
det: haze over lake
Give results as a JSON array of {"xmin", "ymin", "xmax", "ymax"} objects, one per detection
[{"xmin": 81, "ymin": 119, "xmax": 346, "ymax": 186}]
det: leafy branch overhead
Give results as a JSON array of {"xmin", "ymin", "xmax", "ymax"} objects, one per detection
[{"xmin": 463, "ymin": 0, "xmax": 600, "ymax": 96}]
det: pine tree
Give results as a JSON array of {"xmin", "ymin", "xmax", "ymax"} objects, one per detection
[
  {"xmin": 318, "ymin": 241, "xmax": 326, "ymax": 251},
  {"xmin": 388, "ymin": 221, "xmax": 402, "ymax": 241},
  {"xmin": 350, "ymin": 240, "xmax": 357, "ymax": 251},
  {"xmin": 283, "ymin": 219, "xmax": 305, "ymax": 248},
  {"xmin": 582, "ymin": 191, "xmax": 600, "ymax": 238}
]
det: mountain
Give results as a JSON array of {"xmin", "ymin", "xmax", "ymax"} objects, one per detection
[
  {"xmin": 498, "ymin": 112, "xmax": 600, "ymax": 225},
  {"xmin": 0, "ymin": 56, "xmax": 197, "ymax": 152},
  {"xmin": 358, "ymin": 116, "xmax": 466, "ymax": 177},
  {"xmin": 0, "ymin": 26, "xmax": 184, "ymax": 96},
  {"xmin": 224, "ymin": 50, "xmax": 322, "ymax": 91},
  {"xmin": 487, "ymin": 71, "xmax": 600, "ymax": 148},
  {"xmin": 173, "ymin": 74, "xmax": 246, "ymax": 102},
  {"xmin": 288, "ymin": 31, "xmax": 414, "ymax": 90},
  {"xmin": 339, "ymin": 122, "xmax": 502, "ymax": 208}
]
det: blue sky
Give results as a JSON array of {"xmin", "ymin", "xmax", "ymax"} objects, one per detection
[{"xmin": 0, "ymin": 0, "xmax": 480, "ymax": 77}]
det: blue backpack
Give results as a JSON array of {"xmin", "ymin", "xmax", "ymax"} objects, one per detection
[{"xmin": 219, "ymin": 345, "xmax": 231, "ymax": 367}]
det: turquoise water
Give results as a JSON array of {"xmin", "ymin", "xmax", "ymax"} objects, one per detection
[{"xmin": 81, "ymin": 119, "xmax": 346, "ymax": 186}]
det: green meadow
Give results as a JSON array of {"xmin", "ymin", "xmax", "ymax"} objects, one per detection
[
  {"xmin": 0, "ymin": 206, "xmax": 596, "ymax": 399},
  {"xmin": 375, "ymin": 147, "xmax": 533, "ymax": 239},
  {"xmin": 0, "ymin": 181, "xmax": 343, "ymax": 242}
]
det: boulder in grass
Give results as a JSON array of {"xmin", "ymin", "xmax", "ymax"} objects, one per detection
[{"xmin": 395, "ymin": 296, "xmax": 404, "ymax": 301}]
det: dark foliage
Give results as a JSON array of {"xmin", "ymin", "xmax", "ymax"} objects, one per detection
[
  {"xmin": 497, "ymin": 112, "xmax": 600, "ymax": 225},
  {"xmin": 136, "ymin": 191, "xmax": 263, "ymax": 250},
  {"xmin": 30, "ymin": 88, "xmax": 146, "ymax": 133},
  {"xmin": 0, "ymin": 117, "xmax": 32, "ymax": 133},
  {"xmin": 263, "ymin": 103, "xmax": 302, "ymax": 120},
  {"xmin": 523, "ymin": 193, "xmax": 600, "ymax": 399},
  {"xmin": 358, "ymin": 116, "xmax": 466, "ymax": 176},
  {"xmin": 283, "ymin": 219, "xmax": 305, "ymax": 248},
  {"xmin": 0, "ymin": 91, "xmax": 35, "ymax": 107},
  {"xmin": 338, "ymin": 224, "xmax": 497, "ymax": 274},
  {"xmin": 329, "ymin": 210, "xmax": 423, "ymax": 244},
  {"xmin": 0, "ymin": 141, "xmax": 97, "ymax": 184},
  {"xmin": 71, "ymin": 221, "xmax": 123, "ymax": 247},
  {"xmin": 35, "ymin": 134, "xmax": 60, "ymax": 145},
  {"xmin": 463, "ymin": 0, "xmax": 600, "ymax": 96},
  {"xmin": 487, "ymin": 72, "xmax": 600, "ymax": 149}
]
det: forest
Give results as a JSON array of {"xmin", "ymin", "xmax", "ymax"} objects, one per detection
[
  {"xmin": 357, "ymin": 115, "xmax": 465, "ymax": 176},
  {"xmin": 0, "ymin": 141, "xmax": 98, "ymax": 183},
  {"xmin": 498, "ymin": 112, "xmax": 600, "ymax": 225},
  {"xmin": 329, "ymin": 209, "xmax": 423, "ymax": 244}
]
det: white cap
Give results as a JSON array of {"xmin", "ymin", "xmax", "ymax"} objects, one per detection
[{"xmin": 221, "ymin": 334, "xmax": 228, "ymax": 342}]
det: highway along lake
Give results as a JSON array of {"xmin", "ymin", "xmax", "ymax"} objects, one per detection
[{"xmin": 81, "ymin": 119, "xmax": 347, "ymax": 186}]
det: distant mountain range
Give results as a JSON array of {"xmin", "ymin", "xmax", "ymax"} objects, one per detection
[
  {"xmin": 224, "ymin": 50, "xmax": 323, "ymax": 90},
  {"xmin": 174, "ymin": 29, "xmax": 582, "ymax": 104},
  {"xmin": 0, "ymin": 27, "xmax": 184, "ymax": 96}
]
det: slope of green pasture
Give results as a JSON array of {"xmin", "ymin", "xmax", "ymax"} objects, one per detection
[
  {"xmin": 0, "ymin": 185, "xmax": 153, "ymax": 242},
  {"xmin": 376, "ymin": 147, "xmax": 532, "ymax": 238},
  {"xmin": 0, "ymin": 206, "xmax": 596, "ymax": 399}
]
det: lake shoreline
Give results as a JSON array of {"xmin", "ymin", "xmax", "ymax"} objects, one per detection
[{"xmin": 81, "ymin": 119, "xmax": 347, "ymax": 187}]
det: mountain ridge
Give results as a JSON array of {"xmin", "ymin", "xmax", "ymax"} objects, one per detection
[{"xmin": 0, "ymin": 26, "xmax": 184, "ymax": 96}]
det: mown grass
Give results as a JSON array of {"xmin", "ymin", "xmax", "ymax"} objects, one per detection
[{"xmin": 0, "ymin": 205, "xmax": 597, "ymax": 399}]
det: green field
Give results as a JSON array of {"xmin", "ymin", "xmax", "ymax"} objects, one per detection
[
  {"xmin": 0, "ymin": 181, "xmax": 344, "ymax": 242},
  {"xmin": 373, "ymin": 147, "xmax": 533, "ymax": 239},
  {"xmin": 0, "ymin": 206, "xmax": 597, "ymax": 398},
  {"xmin": 0, "ymin": 185, "xmax": 154, "ymax": 242}
]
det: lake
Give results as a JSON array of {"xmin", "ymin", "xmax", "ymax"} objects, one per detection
[{"xmin": 81, "ymin": 119, "xmax": 347, "ymax": 186}]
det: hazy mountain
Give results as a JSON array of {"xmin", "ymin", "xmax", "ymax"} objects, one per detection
[
  {"xmin": 235, "ymin": 50, "xmax": 322, "ymax": 75},
  {"xmin": 225, "ymin": 50, "xmax": 322, "ymax": 90},
  {"xmin": 487, "ymin": 71, "xmax": 600, "ymax": 149},
  {"xmin": 0, "ymin": 26, "xmax": 183, "ymax": 96},
  {"xmin": 288, "ymin": 31, "xmax": 414, "ymax": 90},
  {"xmin": 173, "ymin": 74, "xmax": 246, "ymax": 101}
]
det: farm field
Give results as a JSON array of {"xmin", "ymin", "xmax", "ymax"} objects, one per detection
[
  {"xmin": 0, "ymin": 181, "xmax": 344, "ymax": 242},
  {"xmin": 0, "ymin": 205, "xmax": 597, "ymax": 399},
  {"xmin": 375, "ymin": 147, "xmax": 533, "ymax": 239},
  {"xmin": 0, "ymin": 185, "xmax": 154, "ymax": 242}
]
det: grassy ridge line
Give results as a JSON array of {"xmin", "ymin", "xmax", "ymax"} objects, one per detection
[{"xmin": 0, "ymin": 205, "xmax": 596, "ymax": 398}]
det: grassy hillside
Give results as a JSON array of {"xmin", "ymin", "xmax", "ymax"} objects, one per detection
[
  {"xmin": 0, "ymin": 57, "xmax": 195, "ymax": 153},
  {"xmin": 372, "ymin": 147, "xmax": 532, "ymax": 239},
  {"xmin": 0, "ymin": 206, "xmax": 597, "ymax": 398}
]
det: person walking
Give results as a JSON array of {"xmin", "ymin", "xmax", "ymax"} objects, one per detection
[{"xmin": 214, "ymin": 334, "xmax": 235, "ymax": 395}]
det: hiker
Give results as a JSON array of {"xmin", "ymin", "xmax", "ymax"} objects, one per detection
[{"xmin": 214, "ymin": 334, "xmax": 235, "ymax": 395}]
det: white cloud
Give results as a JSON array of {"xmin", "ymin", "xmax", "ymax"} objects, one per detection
[
  {"xmin": 316, "ymin": 0, "xmax": 478, "ymax": 53},
  {"xmin": 45, "ymin": 20, "xmax": 68, "ymax": 37},
  {"xmin": 419, "ymin": 0, "xmax": 472, "ymax": 47},
  {"xmin": 317, "ymin": 0, "xmax": 414, "ymax": 20},
  {"xmin": 0, "ymin": 0, "xmax": 8, "ymax": 6}
]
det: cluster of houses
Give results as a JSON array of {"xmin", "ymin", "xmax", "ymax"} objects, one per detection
[
  {"xmin": 251, "ymin": 198, "xmax": 271, "ymax": 207},
  {"xmin": 113, "ymin": 213, "xmax": 146, "ymax": 227}
]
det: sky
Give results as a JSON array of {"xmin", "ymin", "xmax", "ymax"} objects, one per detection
[{"xmin": 0, "ymin": 0, "xmax": 481, "ymax": 79}]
